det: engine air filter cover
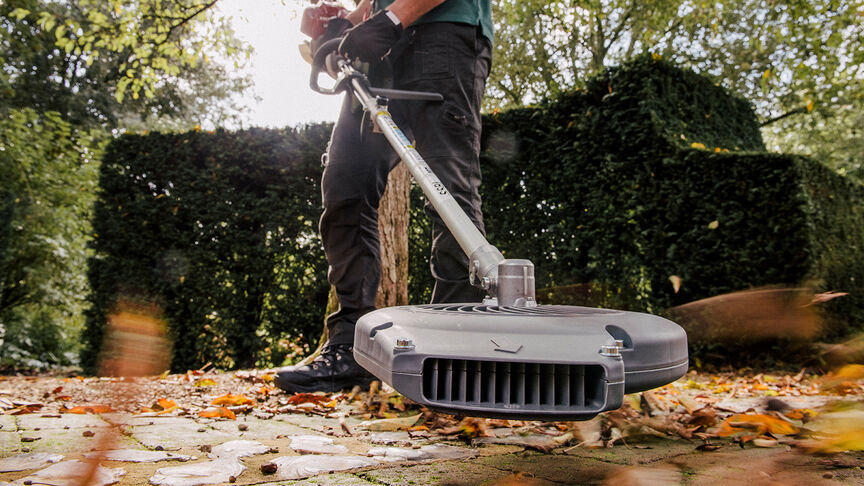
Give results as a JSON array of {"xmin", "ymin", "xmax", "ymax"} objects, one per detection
[{"xmin": 353, "ymin": 304, "xmax": 688, "ymax": 420}]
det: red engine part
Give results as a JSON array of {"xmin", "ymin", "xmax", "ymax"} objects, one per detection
[{"xmin": 301, "ymin": 1, "xmax": 350, "ymax": 39}]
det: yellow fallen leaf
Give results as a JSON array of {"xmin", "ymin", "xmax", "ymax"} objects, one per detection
[
  {"xmin": 157, "ymin": 398, "xmax": 177, "ymax": 410},
  {"xmin": 194, "ymin": 378, "xmax": 217, "ymax": 387},
  {"xmin": 691, "ymin": 142, "xmax": 706, "ymax": 150},
  {"xmin": 211, "ymin": 394, "xmax": 254, "ymax": 406}
]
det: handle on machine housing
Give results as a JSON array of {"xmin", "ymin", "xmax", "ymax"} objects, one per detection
[{"xmin": 309, "ymin": 38, "xmax": 443, "ymax": 101}]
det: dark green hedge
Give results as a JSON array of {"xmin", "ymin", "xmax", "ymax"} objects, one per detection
[
  {"xmin": 82, "ymin": 126, "xmax": 332, "ymax": 373},
  {"xmin": 85, "ymin": 55, "xmax": 863, "ymax": 372},
  {"xmin": 478, "ymin": 55, "xmax": 864, "ymax": 336}
]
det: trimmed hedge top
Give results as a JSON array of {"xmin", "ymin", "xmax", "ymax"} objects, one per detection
[{"xmin": 85, "ymin": 55, "xmax": 863, "ymax": 371}]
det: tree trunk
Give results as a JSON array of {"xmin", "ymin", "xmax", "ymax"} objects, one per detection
[
  {"xmin": 376, "ymin": 162, "xmax": 410, "ymax": 307},
  {"xmin": 304, "ymin": 163, "xmax": 410, "ymax": 363}
]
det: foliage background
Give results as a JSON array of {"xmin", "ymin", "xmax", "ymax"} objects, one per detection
[
  {"xmin": 4, "ymin": 0, "xmax": 864, "ymax": 370},
  {"xmin": 83, "ymin": 56, "xmax": 864, "ymax": 372},
  {"xmin": 81, "ymin": 127, "xmax": 331, "ymax": 373},
  {"xmin": 489, "ymin": 0, "xmax": 864, "ymax": 181},
  {"xmin": 0, "ymin": 0, "xmax": 251, "ymax": 368}
]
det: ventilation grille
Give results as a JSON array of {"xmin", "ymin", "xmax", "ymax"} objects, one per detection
[
  {"xmin": 422, "ymin": 359, "xmax": 605, "ymax": 411},
  {"xmin": 416, "ymin": 304, "xmax": 620, "ymax": 317}
]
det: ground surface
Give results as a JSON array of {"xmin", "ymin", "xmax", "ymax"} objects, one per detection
[{"xmin": 1, "ymin": 368, "xmax": 863, "ymax": 485}]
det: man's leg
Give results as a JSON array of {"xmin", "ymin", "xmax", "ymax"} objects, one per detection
[
  {"xmin": 394, "ymin": 23, "xmax": 492, "ymax": 304},
  {"xmin": 275, "ymin": 94, "xmax": 396, "ymax": 393}
]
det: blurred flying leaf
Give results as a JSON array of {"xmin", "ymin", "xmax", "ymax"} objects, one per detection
[
  {"xmin": 801, "ymin": 402, "xmax": 864, "ymax": 453},
  {"xmin": 668, "ymin": 287, "xmax": 821, "ymax": 343},
  {"xmin": 819, "ymin": 364, "xmax": 864, "ymax": 394},
  {"xmin": 669, "ymin": 275, "xmax": 682, "ymax": 293},
  {"xmin": 716, "ymin": 413, "xmax": 798, "ymax": 437}
]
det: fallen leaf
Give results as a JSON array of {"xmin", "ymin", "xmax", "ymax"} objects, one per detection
[
  {"xmin": 716, "ymin": 413, "xmax": 798, "ymax": 437},
  {"xmin": 359, "ymin": 413, "xmax": 423, "ymax": 432},
  {"xmin": 157, "ymin": 398, "xmax": 177, "ymax": 410},
  {"xmin": 198, "ymin": 407, "xmax": 236, "ymax": 420},
  {"xmin": 194, "ymin": 378, "xmax": 217, "ymax": 387},
  {"xmin": 286, "ymin": 393, "xmax": 330, "ymax": 406},
  {"xmin": 63, "ymin": 404, "xmax": 112, "ymax": 414},
  {"xmin": 211, "ymin": 394, "xmax": 254, "ymax": 407}
]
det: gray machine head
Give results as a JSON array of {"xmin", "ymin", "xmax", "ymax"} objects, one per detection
[{"xmin": 354, "ymin": 304, "xmax": 688, "ymax": 420}]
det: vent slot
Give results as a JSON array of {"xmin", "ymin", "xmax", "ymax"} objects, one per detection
[
  {"xmin": 422, "ymin": 358, "xmax": 605, "ymax": 411},
  {"xmin": 417, "ymin": 304, "xmax": 620, "ymax": 317}
]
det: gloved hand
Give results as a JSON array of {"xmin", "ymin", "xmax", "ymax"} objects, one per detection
[{"xmin": 338, "ymin": 10, "xmax": 403, "ymax": 64}]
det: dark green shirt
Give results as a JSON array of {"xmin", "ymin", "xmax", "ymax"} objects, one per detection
[{"xmin": 375, "ymin": 0, "xmax": 493, "ymax": 41}]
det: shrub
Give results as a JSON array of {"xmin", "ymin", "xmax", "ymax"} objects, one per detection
[
  {"xmin": 82, "ymin": 126, "xmax": 332, "ymax": 373},
  {"xmin": 480, "ymin": 55, "xmax": 864, "ymax": 337}
]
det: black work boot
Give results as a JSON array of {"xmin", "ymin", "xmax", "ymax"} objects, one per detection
[{"xmin": 274, "ymin": 343, "xmax": 375, "ymax": 393}]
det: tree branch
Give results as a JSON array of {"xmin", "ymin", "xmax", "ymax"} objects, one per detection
[{"xmin": 760, "ymin": 106, "xmax": 808, "ymax": 127}]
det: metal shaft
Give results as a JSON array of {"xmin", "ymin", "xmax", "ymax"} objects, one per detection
[{"xmin": 343, "ymin": 64, "xmax": 535, "ymax": 307}]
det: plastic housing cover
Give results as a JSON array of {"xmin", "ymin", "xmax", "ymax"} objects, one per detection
[{"xmin": 354, "ymin": 304, "xmax": 688, "ymax": 420}]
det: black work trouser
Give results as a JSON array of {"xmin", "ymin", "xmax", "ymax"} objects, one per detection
[{"xmin": 320, "ymin": 22, "xmax": 492, "ymax": 345}]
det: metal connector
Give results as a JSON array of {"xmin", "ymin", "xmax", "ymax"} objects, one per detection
[
  {"xmin": 394, "ymin": 338, "xmax": 415, "ymax": 352},
  {"xmin": 599, "ymin": 344, "xmax": 622, "ymax": 358}
]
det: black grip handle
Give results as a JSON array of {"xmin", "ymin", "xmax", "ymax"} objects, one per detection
[{"xmin": 310, "ymin": 38, "xmax": 343, "ymax": 95}]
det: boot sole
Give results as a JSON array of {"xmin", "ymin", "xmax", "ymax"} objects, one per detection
[{"xmin": 274, "ymin": 375, "xmax": 376, "ymax": 394}]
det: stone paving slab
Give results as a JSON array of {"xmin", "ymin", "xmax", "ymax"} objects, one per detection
[
  {"xmin": 562, "ymin": 436, "xmax": 697, "ymax": 465},
  {"xmin": 274, "ymin": 413, "xmax": 367, "ymax": 434},
  {"xmin": 17, "ymin": 414, "xmax": 110, "ymax": 430},
  {"xmin": 0, "ymin": 417, "xmax": 16, "ymax": 432},
  {"xmin": 102, "ymin": 414, "xmax": 195, "ymax": 427},
  {"xmin": 130, "ymin": 422, "xmax": 235, "ymax": 449},
  {"xmin": 476, "ymin": 452, "xmax": 620, "ymax": 484},
  {"xmin": 0, "ymin": 433, "xmax": 20, "ymax": 454},
  {"xmin": 255, "ymin": 472, "xmax": 378, "ymax": 485},
  {"xmin": 18, "ymin": 427, "xmax": 140, "ymax": 454},
  {"xmin": 360, "ymin": 460, "xmax": 518, "ymax": 486},
  {"xmin": 208, "ymin": 417, "xmax": 310, "ymax": 441}
]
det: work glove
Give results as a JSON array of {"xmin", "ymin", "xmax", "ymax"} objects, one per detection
[
  {"xmin": 338, "ymin": 10, "xmax": 402, "ymax": 65},
  {"xmin": 311, "ymin": 17, "xmax": 353, "ymax": 79}
]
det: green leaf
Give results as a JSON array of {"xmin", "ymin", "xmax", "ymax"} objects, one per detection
[{"xmin": 9, "ymin": 8, "xmax": 31, "ymax": 20}]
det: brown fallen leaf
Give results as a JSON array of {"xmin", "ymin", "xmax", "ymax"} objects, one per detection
[
  {"xmin": 685, "ymin": 407, "xmax": 718, "ymax": 427},
  {"xmin": 696, "ymin": 443, "xmax": 722, "ymax": 451},
  {"xmin": 285, "ymin": 393, "xmax": 330, "ymax": 407},
  {"xmin": 359, "ymin": 413, "xmax": 423, "ymax": 432}
]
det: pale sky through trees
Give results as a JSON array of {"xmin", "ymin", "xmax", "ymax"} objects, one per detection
[{"xmin": 218, "ymin": 0, "xmax": 343, "ymax": 128}]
